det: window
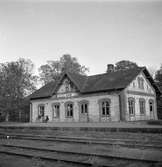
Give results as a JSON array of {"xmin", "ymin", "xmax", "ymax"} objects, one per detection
[
  {"xmin": 38, "ymin": 105, "xmax": 45, "ymax": 117},
  {"xmin": 138, "ymin": 77, "xmax": 144, "ymax": 89},
  {"xmin": 81, "ymin": 103, "xmax": 88, "ymax": 114},
  {"xmin": 99, "ymin": 99, "xmax": 111, "ymax": 117},
  {"xmin": 139, "ymin": 98, "xmax": 145, "ymax": 115},
  {"xmin": 79, "ymin": 100, "xmax": 89, "ymax": 114},
  {"xmin": 149, "ymin": 99, "xmax": 154, "ymax": 112},
  {"xmin": 65, "ymin": 102, "xmax": 73, "ymax": 117},
  {"xmin": 52, "ymin": 103, "xmax": 60, "ymax": 118},
  {"xmin": 128, "ymin": 98, "xmax": 135, "ymax": 115}
]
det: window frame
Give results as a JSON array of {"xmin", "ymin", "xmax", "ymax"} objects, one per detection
[
  {"xmin": 65, "ymin": 101, "xmax": 74, "ymax": 118},
  {"xmin": 38, "ymin": 104, "xmax": 45, "ymax": 117},
  {"xmin": 78, "ymin": 100, "xmax": 89, "ymax": 114},
  {"xmin": 139, "ymin": 98, "xmax": 146, "ymax": 115},
  {"xmin": 128, "ymin": 97, "xmax": 135, "ymax": 116},
  {"xmin": 138, "ymin": 77, "xmax": 144, "ymax": 89},
  {"xmin": 98, "ymin": 98, "xmax": 111, "ymax": 117},
  {"xmin": 52, "ymin": 103, "xmax": 60, "ymax": 118}
]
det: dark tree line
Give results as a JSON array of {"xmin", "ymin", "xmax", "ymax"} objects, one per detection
[
  {"xmin": 0, "ymin": 58, "xmax": 37, "ymax": 122},
  {"xmin": 0, "ymin": 55, "xmax": 89, "ymax": 122},
  {"xmin": 155, "ymin": 65, "xmax": 162, "ymax": 119}
]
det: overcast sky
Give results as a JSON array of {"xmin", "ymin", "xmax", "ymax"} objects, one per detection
[{"xmin": 0, "ymin": 0, "xmax": 162, "ymax": 75}]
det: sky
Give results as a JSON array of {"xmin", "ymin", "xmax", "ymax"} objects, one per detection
[{"xmin": 0, "ymin": 0, "xmax": 162, "ymax": 76}]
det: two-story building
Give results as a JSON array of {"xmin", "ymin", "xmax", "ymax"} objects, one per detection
[{"xmin": 29, "ymin": 65, "xmax": 160, "ymax": 123}]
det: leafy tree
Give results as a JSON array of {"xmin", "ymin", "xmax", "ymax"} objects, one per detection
[
  {"xmin": 148, "ymin": 66, "xmax": 156, "ymax": 77},
  {"xmin": 155, "ymin": 64, "xmax": 162, "ymax": 90},
  {"xmin": 39, "ymin": 61, "xmax": 62, "ymax": 85},
  {"xmin": 0, "ymin": 58, "xmax": 37, "ymax": 121},
  {"xmin": 155, "ymin": 64, "xmax": 162, "ymax": 119},
  {"xmin": 39, "ymin": 54, "xmax": 89, "ymax": 85},
  {"xmin": 115, "ymin": 60, "xmax": 138, "ymax": 70},
  {"xmin": 60, "ymin": 54, "xmax": 89, "ymax": 74}
]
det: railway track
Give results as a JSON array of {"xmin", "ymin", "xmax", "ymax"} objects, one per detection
[
  {"xmin": 0, "ymin": 133, "xmax": 162, "ymax": 150},
  {"xmin": 0, "ymin": 132, "xmax": 162, "ymax": 166},
  {"xmin": 0, "ymin": 143, "xmax": 159, "ymax": 167}
]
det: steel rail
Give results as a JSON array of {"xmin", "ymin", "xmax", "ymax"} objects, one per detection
[{"xmin": 0, "ymin": 133, "xmax": 162, "ymax": 150}]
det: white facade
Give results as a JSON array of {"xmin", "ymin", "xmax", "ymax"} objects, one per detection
[
  {"xmin": 30, "ymin": 93, "xmax": 120, "ymax": 123},
  {"xmin": 125, "ymin": 72, "xmax": 157, "ymax": 121}
]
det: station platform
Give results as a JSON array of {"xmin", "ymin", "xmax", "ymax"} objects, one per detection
[{"xmin": 0, "ymin": 121, "xmax": 162, "ymax": 133}]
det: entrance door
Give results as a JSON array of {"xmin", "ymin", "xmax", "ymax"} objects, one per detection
[
  {"xmin": 149, "ymin": 100, "xmax": 154, "ymax": 120},
  {"xmin": 79, "ymin": 103, "xmax": 89, "ymax": 122}
]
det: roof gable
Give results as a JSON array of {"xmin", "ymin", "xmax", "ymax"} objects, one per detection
[
  {"xmin": 142, "ymin": 68, "xmax": 161, "ymax": 95},
  {"xmin": 52, "ymin": 72, "xmax": 87, "ymax": 94},
  {"xmin": 55, "ymin": 76, "xmax": 79, "ymax": 94}
]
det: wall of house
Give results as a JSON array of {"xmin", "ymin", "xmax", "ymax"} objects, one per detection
[
  {"xmin": 30, "ymin": 93, "xmax": 120, "ymax": 123},
  {"xmin": 125, "ymin": 72, "xmax": 157, "ymax": 121}
]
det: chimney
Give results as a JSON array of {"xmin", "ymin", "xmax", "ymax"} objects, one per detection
[{"xmin": 107, "ymin": 64, "xmax": 114, "ymax": 73}]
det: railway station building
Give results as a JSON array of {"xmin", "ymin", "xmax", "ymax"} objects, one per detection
[{"xmin": 29, "ymin": 65, "xmax": 160, "ymax": 123}]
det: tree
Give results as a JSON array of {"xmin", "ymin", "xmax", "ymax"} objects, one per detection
[
  {"xmin": 60, "ymin": 54, "xmax": 88, "ymax": 74},
  {"xmin": 154, "ymin": 64, "xmax": 162, "ymax": 119},
  {"xmin": 115, "ymin": 60, "xmax": 138, "ymax": 70},
  {"xmin": 0, "ymin": 58, "xmax": 37, "ymax": 121},
  {"xmin": 39, "ymin": 54, "xmax": 89, "ymax": 85},
  {"xmin": 155, "ymin": 64, "xmax": 162, "ymax": 90},
  {"xmin": 39, "ymin": 61, "xmax": 62, "ymax": 85},
  {"xmin": 148, "ymin": 66, "xmax": 156, "ymax": 77}
]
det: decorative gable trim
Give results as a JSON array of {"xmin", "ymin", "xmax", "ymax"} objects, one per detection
[
  {"xmin": 127, "ymin": 90, "xmax": 155, "ymax": 97},
  {"xmin": 52, "ymin": 72, "xmax": 81, "ymax": 96}
]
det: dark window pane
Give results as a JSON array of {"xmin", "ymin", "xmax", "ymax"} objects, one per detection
[
  {"xmin": 85, "ymin": 104, "xmax": 88, "ymax": 113},
  {"xmin": 66, "ymin": 103, "xmax": 73, "ymax": 117}
]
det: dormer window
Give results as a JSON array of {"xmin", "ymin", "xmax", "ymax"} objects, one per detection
[{"xmin": 138, "ymin": 77, "xmax": 144, "ymax": 89}]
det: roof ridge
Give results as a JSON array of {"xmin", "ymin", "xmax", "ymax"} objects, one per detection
[{"xmin": 87, "ymin": 66, "xmax": 143, "ymax": 78}]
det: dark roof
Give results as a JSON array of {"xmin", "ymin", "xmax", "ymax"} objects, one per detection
[
  {"xmin": 81, "ymin": 68, "xmax": 142, "ymax": 93},
  {"xmin": 30, "ymin": 81, "xmax": 57, "ymax": 99},
  {"xmin": 30, "ymin": 67, "xmax": 160, "ymax": 100}
]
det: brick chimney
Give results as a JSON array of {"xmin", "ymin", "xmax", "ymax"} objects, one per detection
[{"xmin": 107, "ymin": 64, "xmax": 114, "ymax": 73}]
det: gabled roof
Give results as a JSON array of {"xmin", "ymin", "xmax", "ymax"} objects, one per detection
[
  {"xmin": 30, "ymin": 81, "xmax": 57, "ymax": 99},
  {"xmin": 81, "ymin": 68, "xmax": 142, "ymax": 93},
  {"xmin": 30, "ymin": 67, "xmax": 161, "ymax": 100}
]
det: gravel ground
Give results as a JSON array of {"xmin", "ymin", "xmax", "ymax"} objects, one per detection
[
  {"xmin": 0, "ymin": 153, "xmax": 83, "ymax": 167},
  {"xmin": 0, "ymin": 138, "xmax": 162, "ymax": 162}
]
